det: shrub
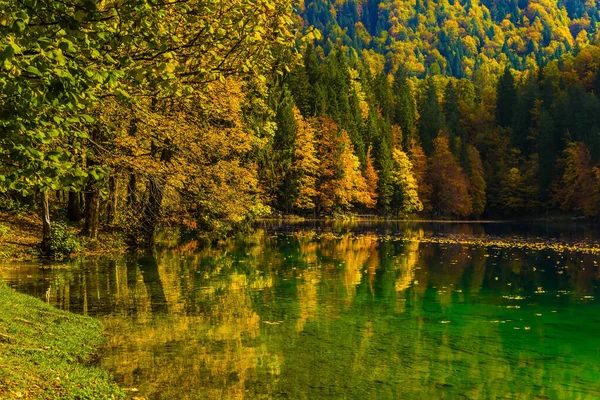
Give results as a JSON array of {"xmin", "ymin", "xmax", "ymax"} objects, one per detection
[
  {"xmin": 0, "ymin": 223, "xmax": 9, "ymax": 238},
  {"xmin": 48, "ymin": 223, "xmax": 82, "ymax": 258},
  {"xmin": 0, "ymin": 194, "xmax": 32, "ymax": 212}
]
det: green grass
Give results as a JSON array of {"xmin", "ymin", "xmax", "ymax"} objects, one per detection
[{"xmin": 0, "ymin": 284, "xmax": 124, "ymax": 399}]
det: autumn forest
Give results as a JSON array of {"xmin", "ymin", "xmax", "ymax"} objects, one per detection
[
  {"xmin": 2, "ymin": 0, "xmax": 600, "ymax": 253},
  {"xmin": 4, "ymin": 2, "xmax": 600, "ymax": 399}
]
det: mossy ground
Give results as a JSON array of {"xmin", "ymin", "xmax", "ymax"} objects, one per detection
[
  {"xmin": 0, "ymin": 211, "xmax": 126, "ymax": 261},
  {"xmin": 0, "ymin": 212, "xmax": 41, "ymax": 261},
  {"xmin": 0, "ymin": 283, "xmax": 125, "ymax": 399}
]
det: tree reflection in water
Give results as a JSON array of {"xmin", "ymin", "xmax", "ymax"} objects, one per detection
[{"xmin": 1, "ymin": 223, "xmax": 600, "ymax": 399}]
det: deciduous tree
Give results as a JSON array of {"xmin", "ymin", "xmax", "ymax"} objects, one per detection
[
  {"xmin": 390, "ymin": 148, "xmax": 423, "ymax": 216},
  {"xmin": 429, "ymin": 135, "xmax": 472, "ymax": 217}
]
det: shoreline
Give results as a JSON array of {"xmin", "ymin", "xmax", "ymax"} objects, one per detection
[
  {"xmin": 1, "ymin": 210, "xmax": 598, "ymax": 264},
  {"xmin": 0, "ymin": 211, "xmax": 126, "ymax": 262},
  {"xmin": 259, "ymin": 214, "xmax": 597, "ymax": 225}
]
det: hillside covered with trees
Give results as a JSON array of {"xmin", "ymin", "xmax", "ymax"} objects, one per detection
[
  {"xmin": 267, "ymin": 42, "xmax": 600, "ymax": 220},
  {"xmin": 299, "ymin": 0, "xmax": 600, "ymax": 77},
  {"xmin": 2, "ymin": 0, "xmax": 600, "ymax": 255}
]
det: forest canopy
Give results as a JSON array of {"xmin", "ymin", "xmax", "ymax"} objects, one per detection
[
  {"xmin": 300, "ymin": 0, "xmax": 600, "ymax": 77},
  {"xmin": 2, "ymin": 0, "xmax": 600, "ymax": 253},
  {"xmin": 0, "ymin": 0, "xmax": 296, "ymax": 249}
]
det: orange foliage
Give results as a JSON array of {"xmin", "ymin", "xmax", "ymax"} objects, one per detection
[
  {"xmin": 316, "ymin": 118, "xmax": 372, "ymax": 213},
  {"xmin": 429, "ymin": 135, "xmax": 472, "ymax": 217},
  {"xmin": 292, "ymin": 107, "xmax": 320, "ymax": 210},
  {"xmin": 363, "ymin": 147, "xmax": 379, "ymax": 208},
  {"xmin": 409, "ymin": 140, "xmax": 432, "ymax": 213}
]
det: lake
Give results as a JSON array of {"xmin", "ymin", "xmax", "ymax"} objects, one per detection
[{"xmin": 2, "ymin": 221, "xmax": 600, "ymax": 399}]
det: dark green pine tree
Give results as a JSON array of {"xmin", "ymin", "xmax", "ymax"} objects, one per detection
[
  {"xmin": 273, "ymin": 90, "xmax": 299, "ymax": 212},
  {"xmin": 322, "ymin": 49, "xmax": 351, "ymax": 123},
  {"xmin": 314, "ymin": 82, "xmax": 328, "ymax": 116},
  {"xmin": 496, "ymin": 66, "xmax": 517, "ymax": 128},
  {"xmin": 535, "ymin": 102, "xmax": 560, "ymax": 201},
  {"xmin": 288, "ymin": 62, "xmax": 315, "ymax": 118},
  {"xmin": 316, "ymin": 47, "xmax": 366, "ymax": 165},
  {"xmin": 348, "ymin": 89, "xmax": 367, "ymax": 166},
  {"xmin": 565, "ymin": 86, "xmax": 600, "ymax": 160},
  {"xmin": 594, "ymin": 67, "xmax": 600, "ymax": 98},
  {"xmin": 392, "ymin": 67, "xmax": 416, "ymax": 150},
  {"xmin": 511, "ymin": 72, "xmax": 540, "ymax": 155},
  {"xmin": 526, "ymin": 39, "xmax": 535, "ymax": 55},
  {"xmin": 418, "ymin": 76, "xmax": 445, "ymax": 154},
  {"xmin": 304, "ymin": 43, "xmax": 321, "ymax": 87},
  {"xmin": 373, "ymin": 72, "xmax": 394, "ymax": 121},
  {"xmin": 370, "ymin": 112, "xmax": 394, "ymax": 214},
  {"xmin": 443, "ymin": 79, "xmax": 461, "ymax": 156}
]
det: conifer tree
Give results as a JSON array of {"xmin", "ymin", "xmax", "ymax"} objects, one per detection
[
  {"xmin": 443, "ymin": 80, "xmax": 462, "ymax": 156},
  {"xmin": 304, "ymin": 43, "xmax": 321, "ymax": 87},
  {"xmin": 371, "ymin": 115, "xmax": 395, "ymax": 214},
  {"xmin": 392, "ymin": 67, "xmax": 416, "ymax": 150},
  {"xmin": 466, "ymin": 145, "xmax": 487, "ymax": 217},
  {"xmin": 289, "ymin": 62, "xmax": 315, "ymax": 118},
  {"xmin": 374, "ymin": 72, "xmax": 395, "ymax": 121},
  {"xmin": 273, "ymin": 91, "xmax": 298, "ymax": 212},
  {"xmin": 418, "ymin": 77, "xmax": 445, "ymax": 154},
  {"xmin": 496, "ymin": 67, "xmax": 517, "ymax": 127}
]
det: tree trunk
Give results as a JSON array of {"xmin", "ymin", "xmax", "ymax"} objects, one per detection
[
  {"xmin": 67, "ymin": 191, "xmax": 81, "ymax": 222},
  {"xmin": 79, "ymin": 191, "xmax": 85, "ymax": 215},
  {"xmin": 139, "ymin": 99, "xmax": 171, "ymax": 248},
  {"xmin": 140, "ymin": 136, "xmax": 172, "ymax": 247},
  {"xmin": 82, "ymin": 183, "xmax": 100, "ymax": 239},
  {"xmin": 106, "ymin": 176, "xmax": 117, "ymax": 225},
  {"xmin": 40, "ymin": 191, "xmax": 51, "ymax": 253},
  {"xmin": 140, "ymin": 175, "xmax": 164, "ymax": 247},
  {"xmin": 127, "ymin": 117, "xmax": 139, "ymax": 208},
  {"xmin": 127, "ymin": 174, "xmax": 137, "ymax": 207}
]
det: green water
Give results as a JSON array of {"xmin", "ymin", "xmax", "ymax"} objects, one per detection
[{"xmin": 2, "ymin": 222, "xmax": 600, "ymax": 399}]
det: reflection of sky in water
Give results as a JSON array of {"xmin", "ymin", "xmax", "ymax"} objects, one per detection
[{"xmin": 2, "ymin": 222, "xmax": 600, "ymax": 399}]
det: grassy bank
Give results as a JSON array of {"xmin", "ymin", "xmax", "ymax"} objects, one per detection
[{"xmin": 0, "ymin": 284, "xmax": 124, "ymax": 399}]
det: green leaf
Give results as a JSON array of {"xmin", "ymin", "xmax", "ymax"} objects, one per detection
[
  {"xmin": 9, "ymin": 41, "xmax": 21, "ymax": 55},
  {"xmin": 14, "ymin": 20, "xmax": 26, "ymax": 33},
  {"xmin": 25, "ymin": 65, "xmax": 41, "ymax": 76}
]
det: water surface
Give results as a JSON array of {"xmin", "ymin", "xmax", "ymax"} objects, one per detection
[{"xmin": 2, "ymin": 222, "xmax": 600, "ymax": 399}]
